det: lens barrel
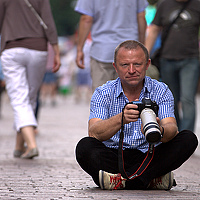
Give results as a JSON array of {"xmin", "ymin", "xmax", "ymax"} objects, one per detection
[{"xmin": 140, "ymin": 108, "xmax": 161, "ymax": 144}]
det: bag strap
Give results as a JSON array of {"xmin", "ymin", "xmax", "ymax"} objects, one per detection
[
  {"xmin": 24, "ymin": 0, "xmax": 48, "ymax": 30},
  {"xmin": 161, "ymin": 0, "xmax": 191, "ymax": 48},
  {"xmin": 118, "ymin": 104, "xmax": 155, "ymax": 180}
]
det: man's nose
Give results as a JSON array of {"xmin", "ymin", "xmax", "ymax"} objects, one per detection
[{"xmin": 128, "ymin": 64, "xmax": 136, "ymax": 73}]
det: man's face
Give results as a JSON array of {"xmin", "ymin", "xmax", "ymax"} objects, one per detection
[{"xmin": 113, "ymin": 47, "xmax": 150, "ymax": 89}]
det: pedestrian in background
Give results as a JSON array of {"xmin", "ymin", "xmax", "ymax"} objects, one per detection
[
  {"xmin": 75, "ymin": 0, "xmax": 148, "ymax": 92},
  {"xmin": 75, "ymin": 37, "xmax": 92, "ymax": 104},
  {"xmin": 0, "ymin": 0, "xmax": 61, "ymax": 159},
  {"xmin": 40, "ymin": 43, "xmax": 59, "ymax": 107},
  {"xmin": 145, "ymin": 0, "xmax": 200, "ymax": 132}
]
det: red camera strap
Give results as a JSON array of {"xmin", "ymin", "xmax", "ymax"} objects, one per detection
[{"xmin": 118, "ymin": 105, "xmax": 155, "ymax": 180}]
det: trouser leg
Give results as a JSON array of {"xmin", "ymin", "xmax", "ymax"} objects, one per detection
[
  {"xmin": 25, "ymin": 49, "xmax": 47, "ymax": 114},
  {"xmin": 76, "ymin": 137, "xmax": 153, "ymax": 188},
  {"xmin": 76, "ymin": 137, "xmax": 119, "ymax": 186},
  {"xmin": 76, "ymin": 131, "xmax": 198, "ymax": 189},
  {"xmin": 179, "ymin": 58, "xmax": 200, "ymax": 132},
  {"xmin": 160, "ymin": 59, "xmax": 180, "ymax": 129},
  {"xmin": 1, "ymin": 48, "xmax": 47, "ymax": 131},
  {"xmin": 90, "ymin": 58, "xmax": 118, "ymax": 92},
  {"xmin": 127, "ymin": 130, "xmax": 198, "ymax": 189}
]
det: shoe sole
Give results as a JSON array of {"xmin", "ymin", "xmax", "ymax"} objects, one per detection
[{"xmin": 99, "ymin": 170, "xmax": 105, "ymax": 189}]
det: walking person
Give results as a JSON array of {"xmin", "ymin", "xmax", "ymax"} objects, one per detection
[
  {"xmin": 145, "ymin": 0, "xmax": 200, "ymax": 132},
  {"xmin": 0, "ymin": 0, "xmax": 61, "ymax": 159},
  {"xmin": 75, "ymin": 0, "xmax": 148, "ymax": 92}
]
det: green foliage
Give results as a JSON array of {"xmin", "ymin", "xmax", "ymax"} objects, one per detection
[{"xmin": 49, "ymin": 0, "xmax": 80, "ymax": 36}]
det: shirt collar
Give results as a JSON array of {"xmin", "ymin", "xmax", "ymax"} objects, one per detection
[
  {"xmin": 116, "ymin": 76, "xmax": 152, "ymax": 99},
  {"xmin": 116, "ymin": 78, "xmax": 124, "ymax": 98},
  {"xmin": 143, "ymin": 76, "xmax": 152, "ymax": 95}
]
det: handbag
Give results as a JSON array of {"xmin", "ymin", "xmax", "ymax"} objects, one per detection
[{"xmin": 150, "ymin": 0, "xmax": 191, "ymax": 70}]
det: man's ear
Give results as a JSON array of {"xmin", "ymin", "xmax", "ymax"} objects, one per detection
[
  {"xmin": 146, "ymin": 59, "xmax": 151, "ymax": 70},
  {"xmin": 113, "ymin": 62, "xmax": 118, "ymax": 73}
]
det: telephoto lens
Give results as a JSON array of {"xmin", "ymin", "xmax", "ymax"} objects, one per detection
[{"xmin": 140, "ymin": 108, "xmax": 161, "ymax": 144}]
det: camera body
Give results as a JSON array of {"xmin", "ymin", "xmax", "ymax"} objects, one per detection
[
  {"xmin": 131, "ymin": 98, "xmax": 159, "ymax": 116},
  {"xmin": 131, "ymin": 98, "xmax": 161, "ymax": 144}
]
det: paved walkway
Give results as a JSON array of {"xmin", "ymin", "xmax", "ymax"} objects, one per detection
[{"xmin": 0, "ymin": 92, "xmax": 200, "ymax": 200}]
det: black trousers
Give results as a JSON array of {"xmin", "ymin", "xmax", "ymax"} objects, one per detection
[{"xmin": 76, "ymin": 130, "xmax": 198, "ymax": 189}]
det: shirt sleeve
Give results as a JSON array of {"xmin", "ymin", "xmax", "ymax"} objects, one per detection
[
  {"xmin": 74, "ymin": 0, "xmax": 94, "ymax": 17},
  {"xmin": 40, "ymin": 0, "xmax": 58, "ymax": 44},
  {"xmin": 89, "ymin": 88, "xmax": 110, "ymax": 120},
  {"xmin": 137, "ymin": 0, "xmax": 149, "ymax": 13},
  {"xmin": 157, "ymin": 84, "xmax": 175, "ymax": 120},
  {"xmin": 146, "ymin": 77, "xmax": 175, "ymax": 120},
  {"xmin": 0, "ymin": 0, "xmax": 5, "ymax": 33},
  {"xmin": 151, "ymin": 1, "xmax": 164, "ymax": 26}
]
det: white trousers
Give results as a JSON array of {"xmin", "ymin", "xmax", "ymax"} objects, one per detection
[{"xmin": 1, "ymin": 48, "xmax": 47, "ymax": 132}]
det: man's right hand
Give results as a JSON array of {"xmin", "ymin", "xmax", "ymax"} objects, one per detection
[
  {"xmin": 76, "ymin": 50, "xmax": 85, "ymax": 69},
  {"xmin": 123, "ymin": 104, "xmax": 140, "ymax": 124}
]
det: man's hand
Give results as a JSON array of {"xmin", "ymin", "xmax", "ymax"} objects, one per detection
[
  {"xmin": 143, "ymin": 116, "xmax": 178, "ymax": 143},
  {"xmin": 52, "ymin": 44, "xmax": 61, "ymax": 73},
  {"xmin": 123, "ymin": 104, "xmax": 140, "ymax": 124},
  {"xmin": 52, "ymin": 54, "xmax": 61, "ymax": 73},
  {"xmin": 76, "ymin": 50, "xmax": 85, "ymax": 69}
]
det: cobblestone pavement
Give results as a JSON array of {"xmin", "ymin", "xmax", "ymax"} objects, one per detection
[{"xmin": 0, "ymin": 93, "xmax": 200, "ymax": 200}]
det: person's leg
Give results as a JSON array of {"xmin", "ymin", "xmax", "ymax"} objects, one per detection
[
  {"xmin": 1, "ymin": 48, "xmax": 47, "ymax": 158},
  {"xmin": 76, "ymin": 137, "xmax": 149, "ymax": 189},
  {"xmin": 179, "ymin": 58, "xmax": 200, "ymax": 131},
  {"xmin": 1, "ymin": 48, "xmax": 38, "ymax": 132},
  {"xmin": 131, "ymin": 130, "xmax": 198, "ymax": 189},
  {"xmin": 15, "ymin": 132, "xmax": 25, "ymax": 151},
  {"xmin": 76, "ymin": 137, "xmax": 119, "ymax": 186},
  {"xmin": 90, "ymin": 57, "xmax": 118, "ymax": 92},
  {"xmin": 76, "ymin": 131, "xmax": 198, "ymax": 190},
  {"xmin": 26, "ymin": 49, "xmax": 47, "ymax": 113},
  {"xmin": 160, "ymin": 59, "xmax": 180, "ymax": 129},
  {"xmin": 21, "ymin": 49, "xmax": 47, "ymax": 156}
]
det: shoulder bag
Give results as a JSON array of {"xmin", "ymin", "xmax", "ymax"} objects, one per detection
[
  {"xmin": 151, "ymin": 0, "xmax": 191, "ymax": 70},
  {"xmin": 24, "ymin": 0, "xmax": 48, "ymax": 30}
]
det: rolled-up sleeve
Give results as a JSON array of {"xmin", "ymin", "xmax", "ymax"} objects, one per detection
[{"xmin": 89, "ymin": 89, "xmax": 109, "ymax": 120}]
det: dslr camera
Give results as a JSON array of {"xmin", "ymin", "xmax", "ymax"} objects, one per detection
[{"xmin": 131, "ymin": 98, "xmax": 161, "ymax": 144}]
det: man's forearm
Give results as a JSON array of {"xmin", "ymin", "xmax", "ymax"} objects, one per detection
[
  {"xmin": 160, "ymin": 120, "xmax": 179, "ymax": 143},
  {"xmin": 145, "ymin": 24, "xmax": 161, "ymax": 53},
  {"xmin": 88, "ymin": 113, "xmax": 122, "ymax": 142},
  {"xmin": 137, "ymin": 11, "xmax": 147, "ymax": 44},
  {"xmin": 77, "ymin": 14, "xmax": 93, "ymax": 52}
]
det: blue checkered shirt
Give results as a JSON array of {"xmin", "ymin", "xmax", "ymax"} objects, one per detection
[{"xmin": 89, "ymin": 76, "xmax": 175, "ymax": 153}]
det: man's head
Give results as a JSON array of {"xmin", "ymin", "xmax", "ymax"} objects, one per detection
[
  {"xmin": 113, "ymin": 40, "xmax": 150, "ymax": 90},
  {"xmin": 114, "ymin": 40, "xmax": 149, "ymax": 64}
]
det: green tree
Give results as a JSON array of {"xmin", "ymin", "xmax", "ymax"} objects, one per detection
[{"xmin": 50, "ymin": 0, "xmax": 80, "ymax": 36}]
